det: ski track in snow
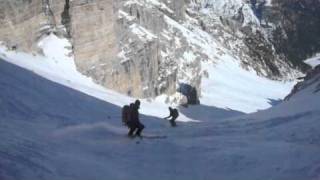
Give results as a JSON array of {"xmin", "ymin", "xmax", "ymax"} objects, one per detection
[{"xmin": 0, "ymin": 34, "xmax": 320, "ymax": 180}]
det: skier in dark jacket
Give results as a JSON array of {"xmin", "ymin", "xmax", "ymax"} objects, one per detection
[
  {"xmin": 127, "ymin": 100, "xmax": 145, "ymax": 137},
  {"xmin": 164, "ymin": 107, "xmax": 179, "ymax": 127}
]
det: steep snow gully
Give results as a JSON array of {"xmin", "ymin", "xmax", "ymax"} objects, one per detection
[
  {"xmin": 0, "ymin": 35, "xmax": 320, "ymax": 180},
  {"xmin": 1, "ymin": 57, "xmax": 320, "ymax": 180}
]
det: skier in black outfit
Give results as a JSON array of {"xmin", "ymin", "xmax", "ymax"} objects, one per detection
[
  {"xmin": 127, "ymin": 100, "xmax": 145, "ymax": 137},
  {"xmin": 164, "ymin": 107, "xmax": 179, "ymax": 127}
]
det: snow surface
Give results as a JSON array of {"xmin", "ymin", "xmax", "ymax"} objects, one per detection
[
  {"xmin": 265, "ymin": 0, "xmax": 273, "ymax": 6},
  {"xmin": 1, "ymin": 34, "xmax": 320, "ymax": 180},
  {"xmin": 163, "ymin": 13, "xmax": 296, "ymax": 113},
  {"xmin": 201, "ymin": 55, "xmax": 296, "ymax": 113},
  {"xmin": 305, "ymin": 53, "xmax": 320, "ymax": 68},
  {"xmin": 0, "ymin": 35, "xmax": 193, "ymax": 122},
  {"xmin": 129, "ymin": 23, "xmax": 158, "ymax": 42},
  {"xmin": 0, "ymin": 33, "xmax": 296, "ymax": 116}
]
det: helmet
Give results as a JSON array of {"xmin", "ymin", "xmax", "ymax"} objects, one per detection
[
  {"xmin": 135, "ymin": 100, "xmax": 141, "ymax": 109},
  {"xmin": 135, "ymin": 100, "xmax": 140, "ymax": 106}
]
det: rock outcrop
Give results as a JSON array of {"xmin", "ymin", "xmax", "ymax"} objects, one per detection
[
  {"xmin": 111, "ymin": 0, "xmax": 201, "ymax": 98},
  {"xmin": 0, "ymin": 0, "xmax": 51, "ymax": 51},
  {"xmin": 69, "ymin": 0, "xmax": 118, "ymax": 96},
  {"xmin": 1, "ymin": 0, "xmax": 319, "ymax": 103},
  {"xmin": 271, "ymin": 0, "xmax": 320, "ymax": 69}
]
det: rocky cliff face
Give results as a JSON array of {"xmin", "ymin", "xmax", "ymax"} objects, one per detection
[
  {"xmin": 271, "ymin": 0, "xmax": 320, "ymax": 69},
  {"xmin": 1, "ymin": 0, "xmax": 318, "ymax": 103},
  {"xmin": 0, "ymin": 0, "xmax": 52, "ymax": 51},
  {"xmin": 112, "ymin": 0, "xmax": 202, "ymax": 99},
  {"xmin": 0, "ymin": 0, "xmax": 72, "ymax": 50},
  {"xmin": 0, "ymin": 0, "xmax": 119, "ymax": 94},
  {"xmin": 186, "ymin": 0, "xmax": 287, "ymax": 79},
  {"xmin": 69, "ymin": 0, "xmax": 118, "ymax": 96}
]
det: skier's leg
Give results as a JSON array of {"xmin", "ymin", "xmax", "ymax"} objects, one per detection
[
  {"xmin": 128, "ymin": 126, "xmax": 136, "ymax": 137},
  {"xmin": 135, "ymin": 123, "xmax": 145, "ymax": 136},
  {"xmin": 170, "ymin": 118, "xmax": 177, "ymax": 127}
]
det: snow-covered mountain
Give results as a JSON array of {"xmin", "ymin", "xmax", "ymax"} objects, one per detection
[
  {"xmin": 1, "ymin": 0, "xmax": 320, "ymax": 177},
  {"xmin": 0, "ymin": 32, "xmax": 295, "ymax": 114},
  {"xmin": 0, "ymin": 33, "xmax": 320, "ymax": 180},
  {"xmin": 1, "ymin": 0, "xmax": 313, "ymax": 103}
]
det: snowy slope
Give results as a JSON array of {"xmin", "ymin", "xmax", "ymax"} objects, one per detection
[
  {"xmin": 116, "ymin": 0, "xmax": 301, "ymax": 109},
  {"xmin": 305, "ymin": 53, "xmax": 320, "ymax": 69},
  {"xmin": 1, "ymin": 33, "xmax": 296, "ymax": 115},
  {"xmin": 162, "ymin": 14, "xmax": 297, "ymax": 113},
  {"xmin": 201, "ymin": 53, "xmax": 295, "ymax": 113},
  {"xmin": 0, "ymin": 35, "xmax": 193, "ymax": 122},
  {"xmin": 1, "ymin": 37, "xmax": 320, "ymax": 180},
  {"xmin": 0, "ymin": 1, "xmax": 318, "ymax": 179}
]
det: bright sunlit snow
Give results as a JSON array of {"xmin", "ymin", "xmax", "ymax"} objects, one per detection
[
  {"xmin": 163, "ymin": 13, "xmax": 296, "ymax": 113},
  {"xmin": 0, "ymin": 33, "xmax": 296, "ymax": 116},
  {"xmin": 201, "ymin": 55, "xmax": 296, "ymax": 113},
  {"xmin": 305, "ymin": 53, "xmax": 320, "ymax": 68},
  {"xmin": 0, "ymin": 34, "xmax": 193, "ymax": 122},
  {"xmin": 1, "ymin": 33, "xmax": 320, "ymax": 180}
]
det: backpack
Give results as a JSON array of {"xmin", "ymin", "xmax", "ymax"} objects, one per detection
[
  {"xmin": 122, "ymin": 105, "xmax": 130, "ymax": 126},
  {"xmin": 172, "ymin": 109, "xmax": 179, "ymax": 119}
]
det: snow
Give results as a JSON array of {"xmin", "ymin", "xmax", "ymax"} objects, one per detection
[
  {"xmin": 145, "ymin": 0, "xmax": 174, "ymax": 14},
  {"xmin": 165, "ymin": 15, "xmax": 219, "ymax": 60},
  {"xmin": 0, "ymin": 0, "xmax": 318, "ymax": 179},
  {"xmin": 1, "ymin": 49, "xmax": 320, "ymax": 180},
  {"xmin": 1, "ymin": 14, "xmax": 298, "ymax": 117},
  {"xmin": 200, "ymin": 0, "xmax": 260, "ymax": 26},
  {"xmin": 1, "ymin": 33, "xmax": 320, "ymax": 180},
  {"xmin": 129, "ymin": 24, "xmax": 158, "ymax": 42},
  {"xmin": 182, "ymin": 51, "xmax": 197, "ymax": 63},
  {"xmin": 305, "ymin": 53, "xmax": 320, "ymax": 68},
  {"xmin": 265, "ymin": 0, "xmax": 273, "ymax": 6},
  {"xmin": 118, "ymin": 10, "xmax": 135, "ymax": 22},
  {"xmin": 118, "ymin": 49, "xmax": 130, "ymax": 64},
  {"xmin": 163, "ymin": 12, "xmax": 297, "ymax": 113},
  {"xmin": 201, "ymin": 55, "xmax": 296, "ymax": 113},
  {"xmin": 0, "ymin": 34, "xmax": 192, "ymax": 122},
  {"xmin": 125, "ymin": 0, "xmax": 174, "ymax": 14}
]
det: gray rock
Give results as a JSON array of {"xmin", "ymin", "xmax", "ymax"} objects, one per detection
[{"xmin": 1, "ymin": 0, "xmax": 318, "ymax": 104}]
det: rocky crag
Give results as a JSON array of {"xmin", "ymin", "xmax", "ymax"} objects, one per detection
[{"xmin": 0, "ymin": 0, "xmax": 318, "ymax": 103}]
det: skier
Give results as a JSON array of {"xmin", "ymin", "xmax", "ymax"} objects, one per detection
[
  {"xmin": 164, "ymin": 107, "xmax": 179, "ymax": 127},
  {"xmin": 127, "ymin": 100, "xmax": 145, "ymax": 137}
]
